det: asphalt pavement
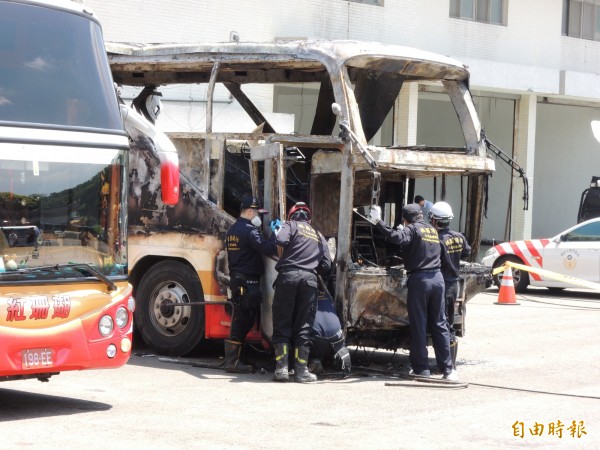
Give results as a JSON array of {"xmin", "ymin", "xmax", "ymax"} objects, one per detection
[{"xmin": 1, "ymin": 287, "xmax": 599, "ymax": 449}]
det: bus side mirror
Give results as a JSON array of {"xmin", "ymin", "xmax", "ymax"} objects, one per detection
[{"xmin": 159, "ymin": 151, "xmax": 180, "ymax": 205}]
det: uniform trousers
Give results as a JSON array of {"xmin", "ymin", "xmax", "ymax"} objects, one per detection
[
  {"xmin": 406, "ymin": 271, "xmax": 452, "ymax": 373},
  {"xmin": 229, "ymin": 275, "xmax": 262, "ymax": 342},
  {"xmin": 272, "ymin": 269, "xmax": 318, "ymax": 347},
  {"xmin": 444, "ymin": 280, "xmax": 459, "ymax": 341}
]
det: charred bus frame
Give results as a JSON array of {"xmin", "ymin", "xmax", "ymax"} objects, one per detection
[{"xmin": 108, "ymin": 40, "xmax": 494, "ymax": 353}]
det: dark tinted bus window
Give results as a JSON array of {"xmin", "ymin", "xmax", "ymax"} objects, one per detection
[{"xmin": 0, "ymin": 2, "xmax": 122, "ymax": 130}]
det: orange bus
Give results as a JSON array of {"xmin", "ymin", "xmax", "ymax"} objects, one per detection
[{"xmin": 0, "ymin": 0, "xmax": 178, "ymax": 382}]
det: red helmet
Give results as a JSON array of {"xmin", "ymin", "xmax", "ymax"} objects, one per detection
[{"xmin": 288, "ymin": 202, "xmax": 311, "ymax": 221}]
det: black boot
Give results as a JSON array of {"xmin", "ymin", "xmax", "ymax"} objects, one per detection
[
  {"xmin": 450, "ymin": 338, "xmax": 458, "ymax": 370},
  {"xmin": 224, "ymin": 339, "xmax": 253, "ymax": 374},
  {"xmin": 273, "ymin": 343, "xmax": 289, "ymax": 381},
  {"xmin": 294, "ymin": 346, "xmax": 317, "ymax": 383}
]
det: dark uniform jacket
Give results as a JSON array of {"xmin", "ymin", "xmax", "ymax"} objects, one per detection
[
  {"xmin": 275, "ymin": 220, "xmax": 332, "ymax": 275},
  {"xmin": 226, "ymin": 217, "xmax": 276, "ymax": 277},
  {"xmin": 375, "ymin": 219, "xmax": 449, "ymax": 273},
  {"xmin": 438, "ymin": 227, "xmax": 471, "ymax": 282}
]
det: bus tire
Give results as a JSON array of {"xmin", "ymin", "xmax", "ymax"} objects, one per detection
[{"xmin": 135, "ymin": 260, "xmax": 205, "ymax": 356}]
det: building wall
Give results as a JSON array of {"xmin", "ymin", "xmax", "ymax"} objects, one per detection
[
  {"xmin": 87, "ymin": 0, "xmax": 600, "ymax": 243},
  {"xmin": 89, "ymin": 0, "xmax": 600, "ymax": 79},
  {"xmin": 534, "ymin": 102, "xmax": 600, "ymax": 237}
]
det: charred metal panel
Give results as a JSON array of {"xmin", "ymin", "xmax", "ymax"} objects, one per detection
[
  {"xmin": 310, "ymin": 173, "xmax": 340, "ymax": 238},
  {"xmin": 444, "ymin": 80, "xmax": 485, "ymax": 156},
  {"xmin": 460, "ymin": 262, "xmax": 493, "ymax": 298},
  {"xmin": 128, "ymin": 125, "xmax": 232, "ymax": 236},
  {"xmin": 311, "ymin": 148, "xmax": 495, "ymax": 177},
  {"xmin": 465, "ymin": 174, "xmax": 487, "ymax": 261},
  {"xmin": 345, "ymin": 263, "xmax": 491, "ymax": 332},
  {"xmin": 347, "ymin": 267, "xmax": 409, "ymax": 329},
  {"xmin": 107, "ymin": 41, "xmax": 471, "ymax": 101},
  {"xmin": 168, "ymin": 137, "xmax": 210, "ymax": 199}
]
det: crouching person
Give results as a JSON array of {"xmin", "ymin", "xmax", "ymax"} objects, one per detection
[{"xmin": 310, "ymin": 290, "xmax": 351, "ymax": 378}]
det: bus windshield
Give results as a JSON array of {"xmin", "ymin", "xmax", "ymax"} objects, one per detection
[
  {"xmin": 0, "ymin": 1, "xmax": 122, "ymax": 130},
  {"xmin": 0, "ymin": 145, "xmax": 127, "ymax": 281}
]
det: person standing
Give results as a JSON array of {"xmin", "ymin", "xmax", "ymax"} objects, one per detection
[
  {"xmin": 414, "ymin": 195, "xmax": 433, "ymax": 222},
  {"xmin": 429, "ymin": 201, "xmax": 471, "ymax": 369},
  {"xmin": 224, "ymin": 194, "xmax": 275, "ymax": 373},
  {"xmin": 368, "ymin": 203, "xmax": 457, "ymax": 381},
  {"xmin": 272, "ymin": 202, "xmax": 332, "ymax": 383}
]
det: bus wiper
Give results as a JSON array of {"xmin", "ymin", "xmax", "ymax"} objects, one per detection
[
  {"xmin": 68, "ymin": 263, "xmax": 118, "ymax": 292},
  {"xmin": 7, "ymin": 263, "xmax": 117, "ymax": 292}
]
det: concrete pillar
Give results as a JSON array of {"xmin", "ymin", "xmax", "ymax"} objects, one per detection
[
  {"xmin": 394, "ymin": 82, "xmax": 419, "ymax": 146},
  {"xmin": 394, "ymin": 83, "xmax": 419, "ymax": 209},
  {"xmin": 511, "ymin": 93, "xmax": 536, "ymax": 240}
]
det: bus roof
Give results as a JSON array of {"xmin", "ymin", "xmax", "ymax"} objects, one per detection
[
  {"xmin": 106, "ymin": 40, "xmax": 470, "ymax": 86},
  {"xmin": 8, "ymin": 0, "xmax": 96, "ymax": 17}
]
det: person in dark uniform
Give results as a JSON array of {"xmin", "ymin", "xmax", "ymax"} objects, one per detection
[
  {"xmin": 369, "ymin": 203, "xmax": 457, "ymax": 381},
  {"xmin": 309, "ymin": 290, "xmax": 351, "ymax": 377},
  {"xmin": 272, "ymin": 202, "xmax": 332, "ymax": 383},
  {"xmin": 224, "ymin": 194, "xmax": 276, "ymax": 373},
  {"xmin": 429, "ymin": 201, "xmax": 471, "ymax": 370}
]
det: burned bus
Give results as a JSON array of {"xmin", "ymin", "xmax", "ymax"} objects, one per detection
[{"xmin": 107, "ymin": 40, "xmax": 494, "ymax": 356}]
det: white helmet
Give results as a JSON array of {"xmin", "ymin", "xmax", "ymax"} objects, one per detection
[
  {"xmin": 429, "ymin": 201, "xmax": 454, "ymax": 220},
  {"xmin": 145, "ymin": 94, "xmax": 162, "ymax": 123}
]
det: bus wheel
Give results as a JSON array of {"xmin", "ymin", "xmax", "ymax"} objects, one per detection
[{"xmin": 135, "ymin": 260, "xmax": 205, "ymax": 356}]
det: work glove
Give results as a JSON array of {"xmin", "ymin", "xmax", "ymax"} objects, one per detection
[
  {"xmin": 270, "ymin": 219, "xmax": 282, "ymax": 235},
  {"xmin": 368, "ymin": 205, "xmax": 381, "ymax": 225}
]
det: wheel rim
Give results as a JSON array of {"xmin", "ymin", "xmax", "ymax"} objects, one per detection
[
  {"xmin": 512, "ymin": 269, "xmax": 522, "ymax": 286},
  {"xmin": 149, "ymin": 281, "xmax": 192, "ymax": 337},
  {"xmin": 496, "ymin": 266, "xmax": 522, "ymax": 287}
]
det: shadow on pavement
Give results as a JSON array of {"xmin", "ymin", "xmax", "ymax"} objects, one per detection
[
  {"xmin": 0, "ymin": 389, "xmax": 111, "ymax": 421},
  {"xmin": 126, "ymin": 337, "xmax": 428, "ymax": 385}
]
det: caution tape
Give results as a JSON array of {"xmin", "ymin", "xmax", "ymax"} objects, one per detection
[{"xmin": 493, "ymin": 260, "xmax": 600, "ymax": 291}]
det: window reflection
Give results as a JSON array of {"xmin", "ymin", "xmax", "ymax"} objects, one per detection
[{"xmin": 0, "ymin": 148, "xmax": 126, "ymax": 278}]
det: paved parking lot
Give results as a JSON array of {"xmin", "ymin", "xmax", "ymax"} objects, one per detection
[{"xmin": 1, "ymin": 287, "xmax": 599, "ymax": 449}]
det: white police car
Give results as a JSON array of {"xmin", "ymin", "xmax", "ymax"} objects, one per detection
[{"xmin": 481, "ymin": 218, "xmax": 600, "ymax": 292}]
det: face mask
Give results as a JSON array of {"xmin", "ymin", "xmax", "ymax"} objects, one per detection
[{"xmin": 251, "ymin": 215, "xmax": 262, "ymax": 227}]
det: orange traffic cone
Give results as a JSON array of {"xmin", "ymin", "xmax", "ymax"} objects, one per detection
[{"xmin": 495, "ymin": 266, "xmax": 520, "ymax": 305}]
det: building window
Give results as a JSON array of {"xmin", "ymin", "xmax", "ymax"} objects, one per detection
[
  {"xmin": 450, "ymin": 0, "xmax": 506, "ymax": 25},
  {"xmin": 563, "ymin": 0, "xmax": 600, "ymax": 40},
  {"xmin": 345, "ymin": 0, "xmax": 384, "ymax": 6}
]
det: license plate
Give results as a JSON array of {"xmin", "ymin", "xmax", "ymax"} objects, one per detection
[{"xmin": 21, "ymin": 348, "xmax": 53, "ymax": 370}]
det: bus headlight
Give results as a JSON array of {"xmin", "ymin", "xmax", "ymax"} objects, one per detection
[
  {"xmin": 115, "ymin": 307, "xmax": 128, "ymax": 329},
  {"xmin": 99, "ymin": 315, "xmax": 114, "ymax": 336},
  {"xmin": 127, "ymin": 296, "xmax": 136, "ymax": 312}
]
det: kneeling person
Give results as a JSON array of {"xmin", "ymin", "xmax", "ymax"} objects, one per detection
[{"xmin": 310, "ymin": 291, "xmax": 351, "ymax": 377}]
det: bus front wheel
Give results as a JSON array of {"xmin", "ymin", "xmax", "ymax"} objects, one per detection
[{"xmin": 135, "ymin": 260, "xmax": 205, "ymax": 356}]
